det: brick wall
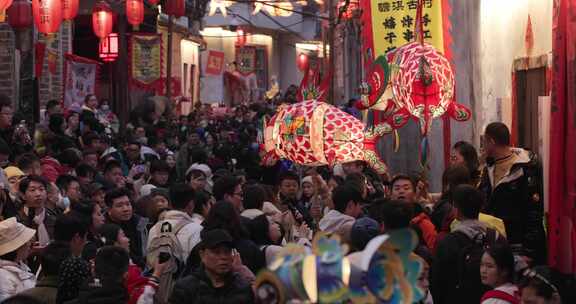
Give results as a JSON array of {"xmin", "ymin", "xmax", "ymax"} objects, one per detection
[
  {"xmin": 38, "ymin": 21, "xmax": 72, "ymax": 109},
  {"xmin": 0, "ymin": 23, "xmax": 15, "ymax": 104}
]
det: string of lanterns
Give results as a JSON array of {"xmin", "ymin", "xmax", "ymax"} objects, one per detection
[{"xmin": 2, "ymin": 0, "xmax": 186, "ymax": 36}]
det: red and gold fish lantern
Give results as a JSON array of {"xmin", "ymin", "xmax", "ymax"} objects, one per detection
[{"xmin": 264, "ymin": 100, "xmax": 390, "ymax": 174}]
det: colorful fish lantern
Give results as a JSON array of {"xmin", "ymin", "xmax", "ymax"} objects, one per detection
[
  {"xmin": 263, "ymin": 100, "xmax": 390, "ymax": 174},
  {"xmin": 255, "ymin": 230, "xmax": 424, "ymax": 304}
]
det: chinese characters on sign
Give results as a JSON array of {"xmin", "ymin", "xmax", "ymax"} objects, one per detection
[
  {"xmin": 369, "ymin": 0, "xmax": 443, "ymax": 56},
  {"xmin": 130, "ymin": 34, "xmax": 163, "ymax": 88},
  {"xmin": 205, "ymin": 50, "xmax": 225, "ymax": 75},
  {"xmin": 235, "ymin": 47, "xmax": 257, "ymax": 75}
]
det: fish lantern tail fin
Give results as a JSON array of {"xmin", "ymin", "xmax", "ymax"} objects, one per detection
[
  {"xmin": 363, "ymin": 124, "xmax": 393, "ymax": 175},
  {"xmin": 261, "ymin": 151, "xmax": 280, "ymax": 167}
]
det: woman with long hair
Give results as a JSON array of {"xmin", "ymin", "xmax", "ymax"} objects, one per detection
[
  {"xmin": 451, "ymin": 141, "xmax": 481, "ymax": 186},
  {"xmin": 247, "ymin": 214, "xmax": 284, "ymax": 266},
  {"xmin": 69, "ymin": 201, "xmax": 105, "ymax": 262},
  {"xmin": 480, "ymin": 244, "xmax": 520, "ymax": 304}
]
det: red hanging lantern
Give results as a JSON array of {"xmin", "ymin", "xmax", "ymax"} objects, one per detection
[
  {"xmin": 297, "ymin": 53, "xmax": 309, "ymax": 71},
  {"xmin": 126, "ymin": 0, "xmax": 143, "ymax": 28},
  {"xmin": 32, "ymin": 0, "xmax": 62, "ymax": 35},
  {"xmin": 0, "ymin": 0, "xmax": 13, "ymax": 23},
  {"xmin": 236, "ymin": 28, "xmax": 246, "ymax": 47},
  {"xmin": 7, "ymin": 0, "xmax": 32, "ymax": 29},
  {"xmin": 164, "ymin": 0, "xmax": 185, "ymax": 17},
  {"xmin": 147, "ymin": 0, "xmax": 159, "ymax": 4},
  {"xmin": 99, "ymin": 32, "xmax": 118, "ymax": 62},
  {"xmin": 62, "ymin": 0, "xmax": 78, "ymax": 21},
  {"xmin": 92, "ymin": 0, "xmax": 113, "ymax": 40}
]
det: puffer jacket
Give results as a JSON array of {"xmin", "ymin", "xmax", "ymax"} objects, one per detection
[
  {"xmin": 0, "ymin": 259, "xmax": 36, "ymax": 301},
  {"xmin": 479, "ymin": 148, "xmax": 546, "ymax": 264},
  {"xmin": 169, "ymin": 267, "xmax": 254, "ymax": 304}
]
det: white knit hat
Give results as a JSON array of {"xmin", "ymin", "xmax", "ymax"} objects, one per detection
[{"xmin": 0, "ymin": 218, "xmax": 36, "ymax": 256}]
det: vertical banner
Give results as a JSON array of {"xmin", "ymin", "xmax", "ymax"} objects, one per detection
[
  {"xmin": 63, "ymin": 54, "xmax": 100, "ymax": 108},
  {"xmin": 235, "ymin": 47, "xmax": 256, "ymax": 76},
  {"xmin": 360, "ymin": 0, "xmax": 447, "ymax": 67},
  {"xmin": 205, "ymin": 50, "xmax": 225, "ymax": 76},
  {"xmin": 129, "ymin": 33, "xmax": 163, "ymax": 90},
  {"xmin": 549, "ymin": 0, "xmax": 576, "ymax": 274}
]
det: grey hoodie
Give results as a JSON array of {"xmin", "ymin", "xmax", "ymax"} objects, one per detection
[{"xmin": 318, "ymin": 210, "xmax": 355, "ymax": 243}]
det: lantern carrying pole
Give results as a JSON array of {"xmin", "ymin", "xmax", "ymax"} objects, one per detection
[{"xmin": 166, "ymin": 15, "xmax": 173, "ymax": 100}]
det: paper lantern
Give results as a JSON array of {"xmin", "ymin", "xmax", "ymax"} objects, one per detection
[
  {"xmin": 236, "ymin": 28, "xmax": 246, "ymax": 47},
  {"xmin": 32, "ymin": 0, "xmax": 62, "ymax": 34},
  {"xmin": 99, "ymin": 32, "xmax": 118, "ymax": 62},
  {"xmin": 147, "ymin": 0, "xmax": 159, "ymax": 4},
  {"xmin": 0, "ymin": 0, "xmax": 13, "ymax": 23},
  {"xmin": 126, "ymin": 0, "xmax": 143, "ymax": 27},
  {"xmin": 263, "ymin": 99, "xmax": 390, "ymax": 174},
  {"xmin": 62, "ymin": 0, "xmax": 77, "ymax": 20},
  {"xmin": 164, "ymin": 0, "xmax": 185, "ymax": 17},
  {"xmin": 92, "ymin": 0, "xmax": 113, "ymax": 40},
  {"xmin": 7, "ymin": 0, "xmax": 32, "ymax": 29},
  {"xmin": 297, "ymin": 53, "xmax": 309, "ymax": 72}
]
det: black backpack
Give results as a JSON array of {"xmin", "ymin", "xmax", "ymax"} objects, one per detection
[{"xmin": 454, "ymin": 228, "xmax": 497, "ymax": 295}]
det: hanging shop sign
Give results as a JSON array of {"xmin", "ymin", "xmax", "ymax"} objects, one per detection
[
  {"xmin": 235, "ymin": 46, "xmax": 256, "ymax": 76},
  {"xmin": 129, "ymin": 33, "xmax": 163, "ymax": 90},
  {"xmin": 205, "ymin": 50, "xmax": 224, "ymax": 75},
  {"xmin": 360, "ymin": 0, "xmax": 447, "ymax": 64},
  {"xmin": 63, "ymin": 54, "xmax": 100, "ymax": 108}
]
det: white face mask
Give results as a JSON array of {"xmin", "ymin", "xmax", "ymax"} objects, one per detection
[{"xmin": 56, "ymin": 194, "xmax": 70, "ymax": 210}]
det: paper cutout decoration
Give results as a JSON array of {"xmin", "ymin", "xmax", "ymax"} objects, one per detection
[
  {"xmin": 255, "ymin": 229, "xmax": 424, "ymax": 304},
  {"xmin": 263, "ymin": 100, "xmax": 390, "ymax": 174}
]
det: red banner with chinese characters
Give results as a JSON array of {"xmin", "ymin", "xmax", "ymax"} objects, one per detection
[
  {"xmin": 205, "ymin": 50, "xmax": 225, "ymax": 76},
  {"xmin": 548, "ymin": 0, "xmax": 576, "ymax": 274}
]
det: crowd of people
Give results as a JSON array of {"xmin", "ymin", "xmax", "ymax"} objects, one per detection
[{"xmin": 0, "ymin": 92, "xmax": 570, "ymax": 304}]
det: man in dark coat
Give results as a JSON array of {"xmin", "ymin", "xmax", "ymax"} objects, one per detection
[
  {"xmin": 169, "ymin": 229, "xmax": 254, "ymax": 304},
  {"xmin": 479, "ymin": 122, "xmax": 546, "ymax": 264}
]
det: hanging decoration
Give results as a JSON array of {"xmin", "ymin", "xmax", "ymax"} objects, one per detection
[
  {"xmin": 263, "ymin": 99, "xmax": 391, "ymax": 174},
  {"xmin": 297, "ymin": 53, "xmax": 309, "ymax": 71},
  {"xmin": 235, "ymin": 46, "xmax": 256, "ymax": 75},
  {"xmin": 208, "ymin": 0, "xmax": 230, "ymax": 17},
  {"xmin": 296, "ymin": 62, "xmax": 331, "ymax": 103},
  {"xmin": 126, "ymin": 0, "xmax": 144, "ymax": 29},
  {"xmin": 235, "ymin": 28, "xmax": 246, "ymax": 47},
  {"xmin": 337, "ymin": 0, "xmax": 359, "ymax": 20},
  {"xmin": 0, "ymin": 0, "xmax": 13, "ymax": 22},
  {"xmin": 253, "ymin": 0, "xmax": 294, "ymax": 17},
  {"xmin": 129, "ymin": 33, "xmax": 163, "ymax": 90},
  {"xmin": 254, "ymin": 230, "xmax": 424, "ymax": 304},
  {"xmin": 99, "ymin": 32, "xmax": 118, "ymax": 62},
  {"xmin": 32, "ymin": 0, "xmax": 62, "ymax": 35},
  {"xmin": 92, "ymin": 0, "xmax": 113, "ymax": 40},
  {"xmin": 147, "ymin": 0, "xmax": 159, "ymax": 5},
  {"xmin": 63, "ymin": 54, "xmax": 100, "ymax": 108},
  {"xmin": 7, "ymin": 0, "xmax": 32, "ymax": 29},
  {"xmin": 164, "ymin": 0, "xmax": 185, "ymax": 17},
  {"xmin": 62, "ymin": 0, "xmax": 78, "ymax": 21}
]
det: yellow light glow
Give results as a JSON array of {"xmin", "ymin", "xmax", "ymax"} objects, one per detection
[
  {"xmin": 296, "ymin": 42, "xmax": 321, "ymax": 51},
  {"xmin": 342, "ymin": 257, "xmax": 351, "ymax": 286},
  {"xmin": 302, "ymin": 255, "xmax": 318, "ymax": 303}
]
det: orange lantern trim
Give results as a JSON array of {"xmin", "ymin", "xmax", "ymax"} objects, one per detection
[
  {"xmin": 32, "ymin": 0, "xmax": 63, "ymax": 35},
  {"xmin": 92, "ymin": 0, "xmax": 113, "ymax": 40},
  {"xmin": 126, "ymin": 0, "xmax": 144, "ymax": 29},
  {"xmin": 62, "ymin": 0, "xmax": 78, "ymax": 21},
  {"xmin": 7, "ymin": 0, "xmax": 32, "ymax": 29},
  {"xmin": 99, "ymin": 32, "xmax": 119, "ymax": 62},
  {"xmin": 0, "ymin": 0, "xmax": 13, "ymax": 23},
  {"xmin": 165, "ymin": 0, "xmax": 185, "ymax": 17}
]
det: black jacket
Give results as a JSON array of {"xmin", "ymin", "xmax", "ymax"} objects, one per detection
[
  {"xmin": 169, "ymin": 267, "xmax": 255, "ymax": 304},
  {"xmin": 479, "ymin": 148, "xmax": 546, "ymax": 264},
  {"xmin": 105, "ymin": 214, "xmax": 148, "ymax": 268},
  {"xmin": 64, "ymin": 282, "xmax": 128, "ymax": 304}
]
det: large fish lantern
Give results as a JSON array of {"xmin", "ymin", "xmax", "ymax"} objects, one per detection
[
  {"xmin": 255, "ymin": 230, "xmax": 424, "ymax": 304},
  {"xmin": 263, "ymin": 100, "xmax": 390, "ymax": 174}
]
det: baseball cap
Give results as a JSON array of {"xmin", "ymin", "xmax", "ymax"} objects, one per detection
[{"xmin": 199, "ymin": 229, "xmax": 234, "ymax": 250}]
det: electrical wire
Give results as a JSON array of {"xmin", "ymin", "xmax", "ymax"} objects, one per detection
[{"xmin": 224, "ymin": 0, "xmax": 331, "ymax": 21}]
